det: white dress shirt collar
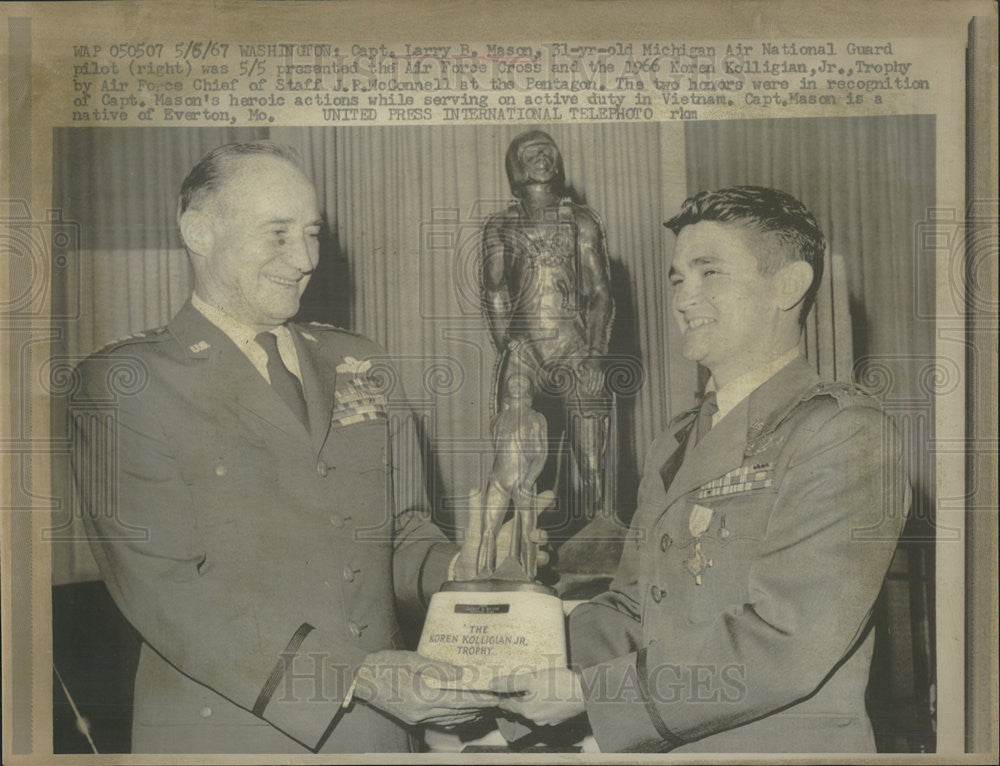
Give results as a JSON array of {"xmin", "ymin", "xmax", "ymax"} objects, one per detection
[{"xmin": 190, "ymin": 293, "xmax": 302, "ymax": 384}]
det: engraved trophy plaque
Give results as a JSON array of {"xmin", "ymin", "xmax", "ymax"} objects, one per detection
[{"xmin": 418, "ymin": 376, "xmax": 567, "ymax": 690}]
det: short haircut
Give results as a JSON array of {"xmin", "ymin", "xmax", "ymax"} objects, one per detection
[
  {"xmin": 664, "ymin": 185, "xmax": 826, "ymax": 324},
  {"xmin": 178, "ymin": 141, "xmax": 307, "ymax": 218}
]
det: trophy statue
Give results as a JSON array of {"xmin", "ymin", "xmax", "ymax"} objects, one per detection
[
  {"xmin": 418, "ymin": 375, "xmax": 567, "ymax": 689},
  {"xmin": 419, "ymin": 130, "xmax": 623, "ymax": 689},
  {"xmin": 481, "ymin": 130, "xmax": 615, "ymax": 528},
  {"xmin": 482, "ymin": 130, "xmax": 624, "ymax": 596}
]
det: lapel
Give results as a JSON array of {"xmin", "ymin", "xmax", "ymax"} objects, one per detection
[
  {"xmin": 290, "ymin": 323, "xmax": 338, "ymax": 454},
  {"xmin": 663, "ymin": 398, "xmax": 749, "ymax": 511},
  {"xmin": 167, "ymin": 301, "xmax": 310, "ymax": 440},
  {"xmin": 660, "ymin": 357, "xmax": 821, "ymax": 513},
  {"xmin": 657, "ymin": 411, "xmax": 697, "ymax": 494}
]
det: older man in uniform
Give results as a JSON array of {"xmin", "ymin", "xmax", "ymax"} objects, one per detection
[
  {"xmin": 72, "ymin": 141, "xmax": 495, "ymax": 754},
  {"xmin": 492, "ymin": 186, "xmax": 910, "ymax": 752}
]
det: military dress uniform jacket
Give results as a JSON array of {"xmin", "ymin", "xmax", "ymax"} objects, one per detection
[
  {"xmin": 72, "ymin": 302, "xmax": 457, "ymax": 753},
  {"xmin": 568, "ymin": 357, "xmax": 909, "ymax": 753}
]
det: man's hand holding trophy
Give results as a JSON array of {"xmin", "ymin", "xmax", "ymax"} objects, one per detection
[{"xmin": 350, "ymin": 486, "xmax": 564, "ymax": 732}]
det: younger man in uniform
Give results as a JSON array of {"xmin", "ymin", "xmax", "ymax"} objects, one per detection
[{"xmin": 492, "ymin": 186, "xmax": 909, "ymax": 753}]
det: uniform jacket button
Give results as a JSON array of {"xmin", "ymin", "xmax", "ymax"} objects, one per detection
[
  {"xmin": 330, "ymin": 515, "xmax": 344, "ymax": 528},
  {"xmin": 316, "ymin": 461, "xmax": 329, "ymax": 477},
  {"xmin": 348, "ymin": 621, "xmax": 365, "ymax": 638},
  {"xmin": 660, "ymin": 533, "xmax": 673, "ymax": 552},
  {"xmin": 214, "ymin": 463, "xmax": 227, "ymax": 477},
  {"xmin": 200, "ymin": 706, "xmax": 212, "ymax": 718},
  {"xmin": 650, "ymin": 585, "xmax": 663, "ymax": 603},
  {"xmin": 343, "ymin": 565, "xmax": 358, "ymax": 582}
]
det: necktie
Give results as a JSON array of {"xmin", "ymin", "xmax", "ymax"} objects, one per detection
[
  {"xmin": 695, "ymin": 390, "xmax": 718, "ymax": 445},
  {"xmin": 255, "ymin": 331, "xmax": 309, "ymax": 430},
  {"xmin": 659, "ymin": 391, "xmax": 717, "ymax": 493}
]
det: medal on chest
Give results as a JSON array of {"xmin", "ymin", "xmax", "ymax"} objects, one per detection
[
  {"xmin": 331, "ymin": 356, "xmax": 388, "ymax": 427},
  {"xmin": 685, "ymin": 503, "xmax": 714, "ymax": 585}
]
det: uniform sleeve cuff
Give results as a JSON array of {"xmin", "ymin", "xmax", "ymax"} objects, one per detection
[
  {"xmin": 419, "ymin": 541, "xmax": 460, "ymax": 608},
  {"xmin": 253, "ymin": 624, "xmax": 369, "ymax": 751},
  {"xmin": 580, "ymin": 651, "xmax": 683, "ymax": 753}
]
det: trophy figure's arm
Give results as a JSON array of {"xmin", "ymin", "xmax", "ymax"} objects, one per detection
[
  {"xmin": 482, "ymin": 217, "xmax": 513, "ymax": 352},
  {"xmin": 576, "ymin": 208, "xmax": 614, "ymax": 357}
]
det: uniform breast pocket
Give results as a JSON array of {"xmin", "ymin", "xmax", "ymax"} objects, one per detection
[
  {"xmin": 709, "ymin": 491, "xmax": 775, "ymax": 544},
  {"xmin": 174, "ymin": 432, "xmax": 273, "ymax": 527},
  {"xmin": 677, "ymin": 496, "xmax": 776, "ymax": 626},
  {"xmin": 319, "ymin": 420, "xmax": 393, "ymax": 530},
  {"xmin": 324, "ymin": 419, "xmax": 389, "ymax": 472}
]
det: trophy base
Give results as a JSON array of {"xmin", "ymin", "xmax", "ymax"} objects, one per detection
[{"xmin": 418, "ymin": 579, "xmax": 567, "ymax": 690}]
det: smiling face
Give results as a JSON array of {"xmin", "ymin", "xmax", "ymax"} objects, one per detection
[
  {"xmin": 191, "ymin": 155, "xmax": 322, "ymax": 329},
  {"xmin": 669, "ymin": 220, "xmax": 796, "ymax": 388}
]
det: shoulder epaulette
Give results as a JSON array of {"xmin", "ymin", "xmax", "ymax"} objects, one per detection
[
  {"xmin": 803, "ymin": 380, "xmax": 882, "ymax": 411},
  {"xmin": 302, "ymin": 321, "xmax": 379, "ymax": 343},
  {"xmin": 751, "ymin": 379, "xmax": 881, "ymax": 447},
  {"xmin": 304, "ymin": 320, "xmax": 353, "ymax": 334},
  {"xmin": 97, "ymin": 326, "xmax": 169, "ymax": 354}
]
